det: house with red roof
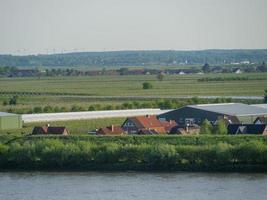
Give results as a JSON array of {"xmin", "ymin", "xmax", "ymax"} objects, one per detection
[
  {"xmin": 96, "ymin": 125, "xmax": 125, "ymax": 135},
  {"xmin": 122, "ymin": 115, "xmax": 177, "ymax": 134}
]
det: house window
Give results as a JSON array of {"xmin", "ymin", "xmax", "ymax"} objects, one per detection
[{"xmin": 185, "ymin": 118, "xmax": 195, "ymax": 126}]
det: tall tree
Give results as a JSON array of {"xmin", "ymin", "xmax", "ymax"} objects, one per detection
[
  {"xmin": 213, "ymin": 119, "xmax": 228, "ymax": 135},
  {"xmin": 200, "ymin": 119, "xmax": 213, "ymax": 134}
]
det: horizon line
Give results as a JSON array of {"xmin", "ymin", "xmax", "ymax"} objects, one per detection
[{"xmin": 1, "ymin": 48, "xmax": 267, "ymax": 57}]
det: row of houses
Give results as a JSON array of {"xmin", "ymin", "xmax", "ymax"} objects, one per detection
[
  {"xmin": 1, "ymin": 103, "xmax": 267, "ymax": 135},
  {"xmin": 95, "ymin": 103, "xmax": 267, "ymax": 135},
  {"xmin": 95, "ymin": 115, "xmax": 199, "ymax": 135}
]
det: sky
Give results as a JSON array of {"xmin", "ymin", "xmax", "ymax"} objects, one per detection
[{"xmin": 0, "ymin": 0, "xmax": 267, "ymax": 55}]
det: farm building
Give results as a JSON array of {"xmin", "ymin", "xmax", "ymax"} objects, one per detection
[
  {"xmin": 158, "ymin": 103, "xmax": 267, "ymax": 126},
  {"xmin": 32, "ymin": 124, "xmax": 69, "ymax": 135},
  {"xmin": 228, "ymin": 124, "xmax": 267, "ymax": 135},
  {"xmin": 0, "ymin": 112, "xmax": 22, "ymax": 130}
]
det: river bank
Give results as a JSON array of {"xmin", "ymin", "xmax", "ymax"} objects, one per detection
[{"xmin": 0, "ymin": 135, "xmax": 267, "ymax": 172}]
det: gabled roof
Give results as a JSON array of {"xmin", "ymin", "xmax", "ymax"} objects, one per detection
[
  {"xmin": 126, "ymin": 115, "xmax": 163, "ymax": 129},
  {"xmin": 188, "ymin": 103, "xmax": 267, "ymax": 116},
  {"xmin": 32, "ymin": 126, "xmax": 68, "ymax": 135},
  {"xmin": 97, "ymin": 125, "xmax": 124, "ymax": 135},
  {"xmin": 254, "ymin": 117, "xmax": 267, "ymax": 124},
  {"xmin": 228, "ymin": 124, "xmax": 267, "ymax": 134},
  {"xmin": 160, "ymin": 120, "xmax": 178, "ymax": 132},
  {"xmin": 47, "ymin": 127, "xmax": 68, "ymax": 134}
]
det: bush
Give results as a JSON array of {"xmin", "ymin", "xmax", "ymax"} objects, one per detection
[
  {"xmin": 200, "ymin": 119, "xmax": 213, "ymax": 134},
  {"xmin": 142, "ymin": 82, "xmax": 153, "ymax": 89}
]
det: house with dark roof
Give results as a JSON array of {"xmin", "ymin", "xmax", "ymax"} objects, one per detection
[
  {"xmin": 122, "ymin": 115, "xmax": 177, "ymax": 134},
  {"xmin": 254, "ymin": 117, "xmax": 267, "ymax": 124},
  {"xmin": 158, "ymin": 103, "xmax": 267, "ymax": 126},
  {"xmin": 228, "ymin": 124, "xmax": 267, "ymax": 135},
  {"xmin": 32, "ymin": 124, "xmax": 69, "ymax": 135},
  {"xmin": 96, "ymin": 125, "xmax": 125, "ymax": 135}
]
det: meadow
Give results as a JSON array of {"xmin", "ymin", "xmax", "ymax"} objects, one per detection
[
  {"xmin": 0, "ymin": 73, "xmax": 266, "ymax": 113},
  {"xmin": 0, "ymin": 73, "xmax": 266, "ymax": 97}
]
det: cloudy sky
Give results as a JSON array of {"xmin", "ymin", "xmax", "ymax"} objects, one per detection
[{"xmin": 0, "ymin": 0, "xmax": 267, "ymax": 55}]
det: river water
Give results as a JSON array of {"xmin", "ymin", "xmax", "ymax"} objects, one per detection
[{"xmin": 0, "ymin": 172, "xmax": 266, "ymax": 200}]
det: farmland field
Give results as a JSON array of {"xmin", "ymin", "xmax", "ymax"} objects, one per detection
[
  {"xmin": 0, "ymin": 73, "xmax": 266, "ymax": 114},
  {"xmin": 0, "ymin": 73, "xmax": 266, "ymax": 97}
]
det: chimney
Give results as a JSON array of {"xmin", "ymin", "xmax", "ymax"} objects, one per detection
[
  {"xmin": 111, "ymin": 125, "xmax": 114, "ymax": 132},
  {"xmin": 186, "ymin": 125, "xmax": 189, "ymax": 133}
]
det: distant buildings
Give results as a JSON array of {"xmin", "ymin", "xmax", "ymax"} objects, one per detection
[
  {"xmin": 158, "ymin": 103, "xmax": 267, "ymax": 126},
  {"xmin": 96, "ymin": 125, "xmax": 125, "ymax": 135},
  {"xmin": 228, "ymin": 124, "xmax": 267, "ymax": 135},
  {"xmin": 32, "ymin": 124, "xmax": 69, "ymax": 135}
]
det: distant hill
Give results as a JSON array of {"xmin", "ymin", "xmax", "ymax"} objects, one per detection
[{"xmin": 0, "ymin": 49, "xmax": 266, "ymax": 67}]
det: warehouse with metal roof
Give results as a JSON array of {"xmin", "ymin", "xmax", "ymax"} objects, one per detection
[
  {"xmin": 0, "ymin": 112, "xmax": 22, "ymax": 130},
  {"xmin": 158, "ymin": 103, "xmax": 267, "ymax": 126}
]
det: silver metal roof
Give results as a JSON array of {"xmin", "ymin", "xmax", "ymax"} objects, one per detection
[
  {"xmin": 188, "ymin": 103, "xmax": 267, "ymax": 116},
  {"xmin": 0, "ymin": 112, "xmax": 18, "ymax": 117},
  {"xmin": 251, "ymin": 104, "xmax": 267, "ymax": 109}
]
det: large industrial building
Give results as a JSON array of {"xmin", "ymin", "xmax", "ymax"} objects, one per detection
[
  {"xmin": 158, "ymin": 103, "xmax": 267, "ymax": 126},
  {"xmin": 0, "ymin": 112, "xmax": 22, "ymax": 130}
]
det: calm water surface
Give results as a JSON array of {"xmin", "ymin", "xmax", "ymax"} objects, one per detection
[{"xmin": 0, "ymin": 172, "xmax": 266, "ymax": 200}]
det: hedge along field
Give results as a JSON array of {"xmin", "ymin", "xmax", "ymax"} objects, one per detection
[
  {"xmin": 0, "ymin": 73, "xmax": 267, "ymax": 97},
  {"xmin": 1, "ymin": 136, "xmax": 267, "ymax": 171}
]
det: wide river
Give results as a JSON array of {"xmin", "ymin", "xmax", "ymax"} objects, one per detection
[{"xmin": 0, "ymin": 172, "xmax": 266, "ymax": 200}]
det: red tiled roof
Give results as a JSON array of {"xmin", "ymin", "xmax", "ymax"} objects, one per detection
[
  {"xmin": 160, "ymin": 120, "xmax": 178, "ymax": 132},
  {"xmin": 97, "ymin": 125, "xmax": 125, "ymax": 135},
  {"xmin": 128, "ymin": 115, "xmax": 163, "ymax": 129}
]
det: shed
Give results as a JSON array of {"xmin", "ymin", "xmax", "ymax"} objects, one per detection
[
  {"xmin": 158, "ymin": 103, "xmax": 267, "ymax": 126},
  {"xmin": 0, "ymin": 112, "xmax": 22, "ymax": 130}
]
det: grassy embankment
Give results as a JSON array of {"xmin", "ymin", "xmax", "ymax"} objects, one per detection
[
  {"xmin": 1, "ymin": 134, "xmax": 267, "ymax": 172},
  {"xmin": 0, "ymin": 73, "xmax": 266, "ymax": 113},
  {"xmin": 0, "ymin": 118, "xmax": 267, "ymax": 172}
]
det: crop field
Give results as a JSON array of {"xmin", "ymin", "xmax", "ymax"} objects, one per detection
[
  {"xmin": 0, "ymin": 73, "xmax": 266, "ymax": 114},
  {"xmin": 0, "ymin": 73, "xmax": 266, "ymax": 97}
]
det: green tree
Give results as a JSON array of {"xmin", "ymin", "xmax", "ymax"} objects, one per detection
[
  {"xmin": 33, "ymin": 107, "xmax": 43, "ymax": 113},
  {"xmin": 9, "ymin": 96, "xmax": 18, "ymax": 105},
  {"xmin": 143, "ymin": 82, "xmax": 153, "ymax": 90},
  {"xmin": 2, "ymin": 100, "xmax": 8, "ymax": 106},
  {"xmin": 213, "ymin": 119, "xmax": 228, "ymax": 135},
  {"xmin": 157, "ymin": 73, "xmax": 164, "ymax": 81},
  {"xmin": 202, "ymin": 63, "xmax": 210, "ymax": 73},
  {"xmin": 200, "ymin": 119, "xmax": 213, "ymax": 134}
]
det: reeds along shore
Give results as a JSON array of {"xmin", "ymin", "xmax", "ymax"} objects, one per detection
[{"xmin": 1, "ymin": 135, "xmax": 267, "ymax": 171}]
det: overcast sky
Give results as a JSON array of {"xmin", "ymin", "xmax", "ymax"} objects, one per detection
[{"xmin": 0, "ymin": 0, "xmax": 267, "ymax": 55}]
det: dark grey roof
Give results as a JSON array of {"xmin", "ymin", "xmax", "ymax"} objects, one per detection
[
  {"xmin": 228, "ymin": 124, "xmax": 267, "ymax": 134},
  {"xmin": 0, "ymin": 112, "xmax": 18, "ymax": 117},
  {"xmin": 188, "ymin": 103, "xmax": 267, "ymax": 116}
]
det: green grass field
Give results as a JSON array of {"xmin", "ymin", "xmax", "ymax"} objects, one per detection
[
  {"xmin": 0, "ymin": 73, "xmax": 266, "ymax": 97},
  {"xmin": 0, "ymin": 118, "xmax": 125, "ymax": 139},
  {"xmin": 0, "ymin": 73, "xmax": 266, "ymax": 113}
]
